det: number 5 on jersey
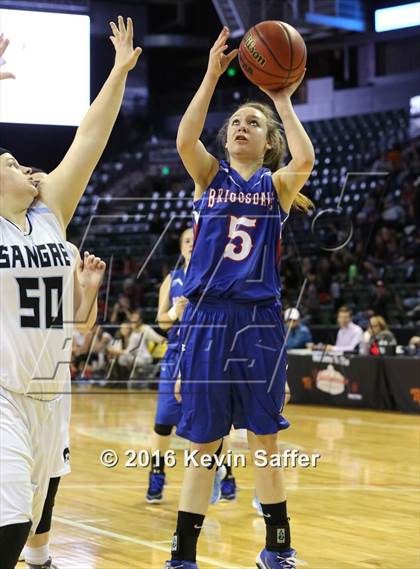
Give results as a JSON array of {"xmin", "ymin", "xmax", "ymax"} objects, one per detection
[{"xmin": 224, "ymin": 215, "xmax": 257, "ymax": 262}]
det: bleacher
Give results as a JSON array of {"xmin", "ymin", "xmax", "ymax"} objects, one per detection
[{"xmin": 68, "ymin": 108, "xmax": 418, "ymax": 327}]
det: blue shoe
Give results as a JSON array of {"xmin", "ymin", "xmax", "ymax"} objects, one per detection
[
  {"xmin": 210, "ymin": 465, "xmax": 226, "ymax": 504},
  {"xmin": 220, "ymin": 475, "xmax": 237, "ymax": 501},
  {"xmin": 252, "ymin": 494, "xmax": 263, "ymax": 516},
  {"xmin": 256, "ymin": 548, "xmax": 297, "ymax": 568},
  {"xmin": 163, "ymin": 561, "xmax": 198, "ymax": 568},
  {"xmin": 146, "ymin": 471, "xmax": 165, "ymax": 503}
]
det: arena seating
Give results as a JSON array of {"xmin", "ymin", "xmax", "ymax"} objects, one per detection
[{"xmin": 68, "ymin": 108, "xmax": 419, "ymax": 331}]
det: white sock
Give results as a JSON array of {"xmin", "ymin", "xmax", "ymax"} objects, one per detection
[{"xmin": 23, "ymin": 544, "xmax": 50, "ymax": 565}]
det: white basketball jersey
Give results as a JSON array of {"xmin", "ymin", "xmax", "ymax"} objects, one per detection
[{"xmin": 0, "ymin": 201, "xmax": 74, "ymax": 400}]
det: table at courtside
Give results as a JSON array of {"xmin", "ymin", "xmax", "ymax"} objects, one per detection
[{"xmin": 286, "ymin": 350, "xmax": 420, "ymax": 413}]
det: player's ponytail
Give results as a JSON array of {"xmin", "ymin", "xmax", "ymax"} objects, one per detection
[{"xmin": 218, "ymin": 101, "xmax": 314, "ymax": 212}]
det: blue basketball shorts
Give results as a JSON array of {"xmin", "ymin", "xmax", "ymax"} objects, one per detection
[
  {"xmin": 176, "ymin": 298, "xmax": 289, "ymax": 443},
  {"xmin": 154, "ymin": 345, "xmax": 182, "ymax": 427}
]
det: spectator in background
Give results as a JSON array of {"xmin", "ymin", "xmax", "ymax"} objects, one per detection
[
  {"xmin": 330, "ymin": 277, "xmax": 343, "ymax": 312},
  {"xmin": 122, "ymin": 276, "xmax": 144, "ymax": 307},
  {"xmin": 110, "ymin": 293, "xmax": 133, "ymax": 324},
  {"xmin": 408, "ymin": 336, "xmax": 420, "ymax": 355},
  {"xmin": 304, "ymin": 282, "xmax": 320, "ymax": 324},
  {"xmin": 107, "ymin": 316, "xmax": 165, "ymax": 387},
  {"xmin": 72, "ymin": 324, "xmax": 113, "ymax": 380},
  {"xmin": 71, "ymin": 330, "xmax": 86, "ymax": 380},
  {"xmin": 107, "ymin": 321, "xmax": 135, "ymax": 387},
  {"xmin": 285, "ymin": 308, "xmax": 313, "ymax": 349},
  {"xmin": 129, "ymin": 309, "xmax": 166, "ymax": 367},
  {"xmin": 327, "ymin": 306, "xmax": 363, "ymax": 352},
  {"xmin": 366, "ymin": 315, "xmax": 397, "ymax": 355},
  {"xmin": 381, "ymin": 195, "xmax": 406, "ymax": 226},
  {"xmin": 370, "ymin": 280, "xmax": 392, "ymax": 320}
]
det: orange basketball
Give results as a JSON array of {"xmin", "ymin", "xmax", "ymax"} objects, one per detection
[{"xmin": 238, "ymin": 20, "xmax": 307, "ymax": 90}]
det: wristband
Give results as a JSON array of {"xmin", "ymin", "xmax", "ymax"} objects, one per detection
[{"xmin": 168, "ymin": 306, "xmax": 178, "ymax": 322}]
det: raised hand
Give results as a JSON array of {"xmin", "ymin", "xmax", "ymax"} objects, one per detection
[
  {"xmin": 77, "ymin": 252, "xmax": 107, "ymax": 291},
  {"xmin": 109, "ymin": 16, "xmax": 142, "ymax": 73},
  {"xmin": 260, "ymin": 69, "xmax": 306, "ymax": 102},
  {"xmin": 0, "ymin": 33, "xmax": 15, "ymax": 80},
  {"xmin": 207, "ymin": 26, "xmax": 238, "ymax": 79}
]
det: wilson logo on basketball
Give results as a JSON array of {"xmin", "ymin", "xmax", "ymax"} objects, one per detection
[{"xmin": 244, "ymin": 32, "xmax": 266, "ymax": 67}]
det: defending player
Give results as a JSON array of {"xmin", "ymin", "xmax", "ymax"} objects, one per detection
[
  {"xmin": 164, "ymin": 27, "xmax": 314, "ymax": 569},
  {"xmin": 19, "ymin": 202, "xmax": 106, "ymax": 568},
  {"xmin": 146, "ymin": 228, "xmax": 191, "ymax": 502},
  {"xmin": 0, "ymin": 20, "xmax": 140, "ymax": 569}
]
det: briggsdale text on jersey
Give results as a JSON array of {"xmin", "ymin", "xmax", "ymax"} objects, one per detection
[{"xmin": 185, "ymin": 449, "xmax": 322, "ymax": 469}]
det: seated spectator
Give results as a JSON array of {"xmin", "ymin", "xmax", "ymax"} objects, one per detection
[
  {"xmin": 107, "ymin": 321, "xmax": 135, "ymax": 387},
  {"xmin": 366, "ymin": 315, "xmax": 397, "ymax": 355},
  {"xmin": 370, "ymin": 280, "xmax": 392, "ymax": 320},
  {"xmin": 408, "ymin": 335, "xmax": 420, "ymax": 355},
  {"xmin": 381, "ymin": 195, "xmax": 406, "ymax": 225},
  {"xmin": 327, "ymin": 306, "xmax": 364, "ymax": 352},
  {"xmin": 128, "ymin": 309, "xmax": 166, "ymax": 371},
  {"xmin": 409, "ymin": 335, "xmax": 420, "ymax": 347},
  {"xmin": 73, "ymin": 325, "xmax": 113, "ymax": 380},
  {"xmin": 110, "ymin": 293, "xmax": 133, "ymax": 324},
  {"xmin": 107, "ymin": 316, "xmax": 166, "ymax": 388},
  {"xmin": 285, "ymin": 308, "xmax": 313, "ymax": 349},
  {"xmin": 71, "ymin": 330, "xmax": 86, "ymax": 380}
]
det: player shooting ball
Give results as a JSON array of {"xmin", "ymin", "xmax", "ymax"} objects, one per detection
[{"xmin": 164, "ymin": 25, "xmax": 314, "ymax": 569}]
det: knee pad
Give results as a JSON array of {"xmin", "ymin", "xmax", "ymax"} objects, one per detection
[
  {"xmin": 0, "ymin": 521, "xmax": 31, "ymax": 569},
  {"xmin": 154, "ymin": 423, "xmax": 173, "ymax": 437},
  {"xmin": 35, "ymin": 477, "xmax": 60, "ymax": 534}
]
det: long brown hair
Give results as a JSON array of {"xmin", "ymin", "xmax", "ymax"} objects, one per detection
[{"xmin": 217, "ymin": 101, "xmax": 313, "ymax": 212}]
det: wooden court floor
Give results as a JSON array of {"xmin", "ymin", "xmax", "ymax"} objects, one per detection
[{"xmin": 36, "ymin": 387, "xmax": 419, "ymax": 569}]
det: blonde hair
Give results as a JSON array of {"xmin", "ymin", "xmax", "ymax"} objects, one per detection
[
  {"xmin": 369, "ymin": 316, "xmax": 388, "ymax": 332},
  {"xmin": 217, "ymin": 101, "xmax": 313, "ymax": 212}
]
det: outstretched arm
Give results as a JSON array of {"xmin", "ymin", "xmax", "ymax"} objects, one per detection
[
  {"xmin": 0, "ymin": 33, "xmax": 15, "ymax": 80},
  {"xmin": 176, "ymin": 26, "xmax": 237, "ymax": 197},
  {"xmin": 264, "ymin": 73, "xmax": 315, "ymax": 213},
  {"xmin": 40, "ymin": 17, "xmax": 142, "ymax": 230}
]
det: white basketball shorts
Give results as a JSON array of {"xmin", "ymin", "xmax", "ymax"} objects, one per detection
[{"xmin": 0, "ymin": 386, "xmax": 68, "ymax": 534}]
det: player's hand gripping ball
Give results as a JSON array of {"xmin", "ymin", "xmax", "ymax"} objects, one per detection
[{"xmin": 239, "ymin": 20, "xmax": 306, "ymax": 90}]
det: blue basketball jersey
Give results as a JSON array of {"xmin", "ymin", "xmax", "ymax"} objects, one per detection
[
  {"xmin": 183, "ymin": 160, "xmax": 288, "ymax": 302},
  {"xmin": 167, "ymin": 266, "xmax": 185, "ymax": 347}
]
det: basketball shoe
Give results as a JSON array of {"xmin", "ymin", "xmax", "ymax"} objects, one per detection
[
  {"xmin": 26, "ymin": 558, "xmax": 59, "ymax": 569},
  {"xmin": 146, "ymin": 471, "xmax": 166, "ymax": 503},
  {"xmin": 163, "ymin": 561, "xmax": 198, "ymax": 568},
  {"xmin": 210, "ymin": 465, "xmax": 226, "ymax": 504},
  {"xmin": 256, "ymin": 548, "xmax": 297, "ymax": 568},
  {"xmin": 220, "ymin": 474, "xmax": 237, "ymax": 501}
]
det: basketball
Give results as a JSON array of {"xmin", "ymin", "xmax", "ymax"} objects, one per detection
[{"xmin": 238, "ymin": 20, "xmax": 307, "ymax": 90}]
